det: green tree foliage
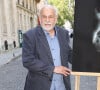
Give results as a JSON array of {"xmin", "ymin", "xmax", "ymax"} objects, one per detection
[{"xmin": 48, "ymin": 0, "xmax": 74, "ymax": 28}]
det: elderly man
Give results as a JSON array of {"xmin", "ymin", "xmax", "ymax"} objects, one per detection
[{"xmin": 22, "ymin": 4, "xmax": 72, "ymax": 90}]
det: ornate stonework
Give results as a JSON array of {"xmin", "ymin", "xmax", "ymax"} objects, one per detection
[{"xmin": 0, "ymin": 0, "xmax": 47, "ymax": 52}]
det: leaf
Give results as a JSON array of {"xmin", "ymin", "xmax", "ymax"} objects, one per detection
[{"xmin": 48, "ymin": 0, "xmax": 75, "ymax": 28}]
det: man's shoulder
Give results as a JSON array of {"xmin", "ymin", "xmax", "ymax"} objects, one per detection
[
  {"xmin": 24, "ymin": 26, "xmax": 41, "ymax": 36},
  {"xmin": 56, "ymin": 26, "xmax": 69, "ymax": 34}
]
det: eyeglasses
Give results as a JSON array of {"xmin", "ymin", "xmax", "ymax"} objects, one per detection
[{"xmin": 41, "ymin": 15, "xmax": 56, "ymax": 20}]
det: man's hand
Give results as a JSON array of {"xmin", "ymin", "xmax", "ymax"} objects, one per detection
[{"xmin": 53, "ymin": 66, "xmax": 71, "ymax": 76}]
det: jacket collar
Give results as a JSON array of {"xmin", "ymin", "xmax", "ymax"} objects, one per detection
[{"xmin": 36, "ymin": 25, "xmax": 64, "ymax": 65}]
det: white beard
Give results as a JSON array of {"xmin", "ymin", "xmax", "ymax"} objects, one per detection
[
  {"xmin": 41, "ymin": 24, "xmax": 55, "ymax": 31},
  {"xmin": 40, "ymin": 20, "xmax": 55, "ymax": 31}
]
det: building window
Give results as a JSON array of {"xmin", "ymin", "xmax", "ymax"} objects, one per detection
[
  {"xmin": 30, "ymin": 17, "xmax": 33, "ymax": 28},
  {"xmin": 22, "ymin": 0, "xmax": 24, "ymax": 7},
  {"xmin": 13, "ymin": 41, "xmax": 16, "ymax": 48},
  {"xmin": 4, "ymin": 40, "xmax": 8, "ymax": 50},
  {"xmin": 18, "ymin": 0, "xmax": 20, "ymax": 4},
  {"xmin": 20, "ymin": 14, "xmax": 22, "ymax": 29},
  {"xmin": 26, "ymin": 0, "xmax": 28, "ymax": 8}
]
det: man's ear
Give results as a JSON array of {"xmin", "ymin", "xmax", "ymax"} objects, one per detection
[
  {"xmin": 55, "ymin": 16, "xmax": 58, "ymax": 23},
  {"xmin": 38, "ymin": 16, "xmax": 41, "ymax": 25}
]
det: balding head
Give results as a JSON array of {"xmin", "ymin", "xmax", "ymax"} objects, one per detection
[{"xmin": 38, "ymin": 5, "xmax": 58, "ymax": 17}]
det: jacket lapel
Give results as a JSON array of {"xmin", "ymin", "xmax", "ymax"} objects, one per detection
[
  {"xmin": 37, "ymin": 26, "xmax": 54, "ymax": 64},
  {"xmin": 57, "ymin": 28, "xmax": 64, "ymax": 65}
]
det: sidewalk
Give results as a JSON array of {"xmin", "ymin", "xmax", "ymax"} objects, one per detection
[{"xmin": 0, "ymin": 48, "xmax": 22, "ymax": 67}]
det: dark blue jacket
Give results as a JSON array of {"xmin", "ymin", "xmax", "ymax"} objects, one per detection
[{"xmin": 22, "ymin": 26, "xmax": 72, "ymax": 90}]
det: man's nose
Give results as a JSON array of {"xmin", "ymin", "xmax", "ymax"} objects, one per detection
[{"xmin": 46, "ymin": 17, "xmax": 50, "ymax": 22}]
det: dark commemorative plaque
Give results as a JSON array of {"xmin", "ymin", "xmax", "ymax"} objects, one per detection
[{"xmin": 72, "ymin": 0, "xmax": 100, "ymax": 72}]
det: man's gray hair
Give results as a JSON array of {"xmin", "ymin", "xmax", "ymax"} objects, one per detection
[{"xmin": 38, "ymin": 4, "xmax": 58, "ymax": 17}]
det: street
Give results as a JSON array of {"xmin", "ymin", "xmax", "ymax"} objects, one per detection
[
  {"xmin": 0, "ymin": 56, "xmax": 97, "ymax": 90},
  {"xmin": 0, "ymin": 57, "xmax": 27, "ymax": 90}
]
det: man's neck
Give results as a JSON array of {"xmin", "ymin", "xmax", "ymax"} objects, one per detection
[{"xmin": 47, "ymin": 29, "xmax": 55, "ymax": 37}]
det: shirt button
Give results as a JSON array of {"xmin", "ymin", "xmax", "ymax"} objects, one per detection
[
  {"xmin": 53, "ymin": 79, "xmax": 56, "ymax": 81},
  {"xmin": 52, "ymin": 48, "xmax": 54, "ymax": 50},
  {"xmin": 51, "ymin": 38, "xmax": 53, "ymax": 40},
  {"xmin": 53, "ymin": 59, "xmax": 55, "ymax": 61}
]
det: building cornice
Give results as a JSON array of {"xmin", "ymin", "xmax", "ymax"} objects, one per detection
[
  {"xmin": 16, "ymin": 4, "xmax": 35, "ymax": 14},
  {"xmin": 35, "ymin": 0, "xmax": 41, "ymax": 3}
]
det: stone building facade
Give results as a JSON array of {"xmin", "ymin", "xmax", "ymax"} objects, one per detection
[
  {"xmin": 17, "ymin": 0, "xmax": 38, "ymax": 32},
  {"xmin": 0, "ymin": 0, "xmax": 17, "ymax": 52},
  {"xmin": 0, "ymin": 0, "xmax": 47, "ymax": 53}
]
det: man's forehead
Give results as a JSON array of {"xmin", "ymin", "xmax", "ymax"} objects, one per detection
[
  {"xmin": 40, "ymin": 8, "xmax": 55, "ymax": 16},
  {"xmin": 38, "ymin": 5, "xmax": 58, "ymax": 17},
  {"xmin": 42, "ymin": 7, "xmax": 55, "ymax": 13}
]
